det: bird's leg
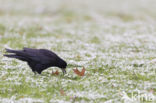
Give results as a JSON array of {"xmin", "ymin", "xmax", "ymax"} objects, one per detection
[{"xmin": 61, "ymin": 68, "xmax": 66, "ymax": 75}]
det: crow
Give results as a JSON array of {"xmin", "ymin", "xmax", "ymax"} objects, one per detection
[{"xmin": 4, "ymin": 48, "xmax": 67, "ymax": 74}]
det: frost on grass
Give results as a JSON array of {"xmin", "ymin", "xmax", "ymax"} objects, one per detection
[
  {"xmin": 0, "ymin": 97, "xmax": 44, "ymax": 103},
  {"xmin": 0, "ymin": 0, "xmax": 156, "ymax": 102}
]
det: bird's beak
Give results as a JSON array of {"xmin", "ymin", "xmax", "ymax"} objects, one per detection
[{"xmin": 61, "ymin": 69, "xmax": 66, "ymax": 75}]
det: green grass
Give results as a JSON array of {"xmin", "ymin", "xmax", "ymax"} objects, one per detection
[{"xmin": 0, "ymin": 0, "xmax": 156, "ymax": 103}]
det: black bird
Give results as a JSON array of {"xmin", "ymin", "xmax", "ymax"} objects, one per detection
[{"xmin": 4, "ymin": 48, "xmax": 67, "ymax": 74}]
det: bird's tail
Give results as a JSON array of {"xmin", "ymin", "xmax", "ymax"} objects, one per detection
[
  {"xmin": 4, "ymin": 54, "xmax": 16, "ymax": 58},
  {"xmin": 4, "ymin": 48, "xmax": 27, "ymax": 61},
  {"xmin": 4, "ymin": 54, "xmax": 27, "ymax": 61},
  {"xmin": 4, "ymin": 48, "xmax": 25, "ymax": 55},
  {"xmin": 5, "ymin": 48, "xmax": 20, "ymax": 53}
]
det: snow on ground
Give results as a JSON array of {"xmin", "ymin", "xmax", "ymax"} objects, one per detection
[{"xmin": 0, "ymin": 0, "xmax": 155, "ymax": 102}]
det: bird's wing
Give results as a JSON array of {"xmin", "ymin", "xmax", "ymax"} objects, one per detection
[
  {"xmin": 22, "ymin": 48, "xmax": 41, "ymax": 63},
  {"xmin": 23, "ymin": 48, "xmax": 57, "ymax": 64},
  {"xmin": 38, "ymin": 49, "xmax": 58, "ymax": 64},
  {"xmin": 39, "ymin": 49, "xmax": 58, "ymax": 58},
  {"xmin": 23, "ymin": 48, "xmax": 39, "ymax": 56}
]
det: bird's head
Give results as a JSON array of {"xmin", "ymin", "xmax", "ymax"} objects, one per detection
[{"xmin": 57, "ymin": 59, "xmax": 67, "ymax": 75}]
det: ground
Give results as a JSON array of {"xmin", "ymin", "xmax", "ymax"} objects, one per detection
[{"xmin": 0, "ymin": 0, "xmax": 156, "ymax": 103}]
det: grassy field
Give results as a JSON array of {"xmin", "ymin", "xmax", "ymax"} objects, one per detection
[{"xmin": 0, "ymin": 0, "xmax": 156, "ymax": 102}]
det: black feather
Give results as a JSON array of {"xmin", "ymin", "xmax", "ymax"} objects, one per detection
[{"xmin": 4, "ymin": 48, "xmax": 67, "ymax": 74}]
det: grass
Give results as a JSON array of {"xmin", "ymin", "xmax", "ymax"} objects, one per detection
[{"xmin": 0, "ymin": 0, "xmax": 156, "ymax": 103}]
